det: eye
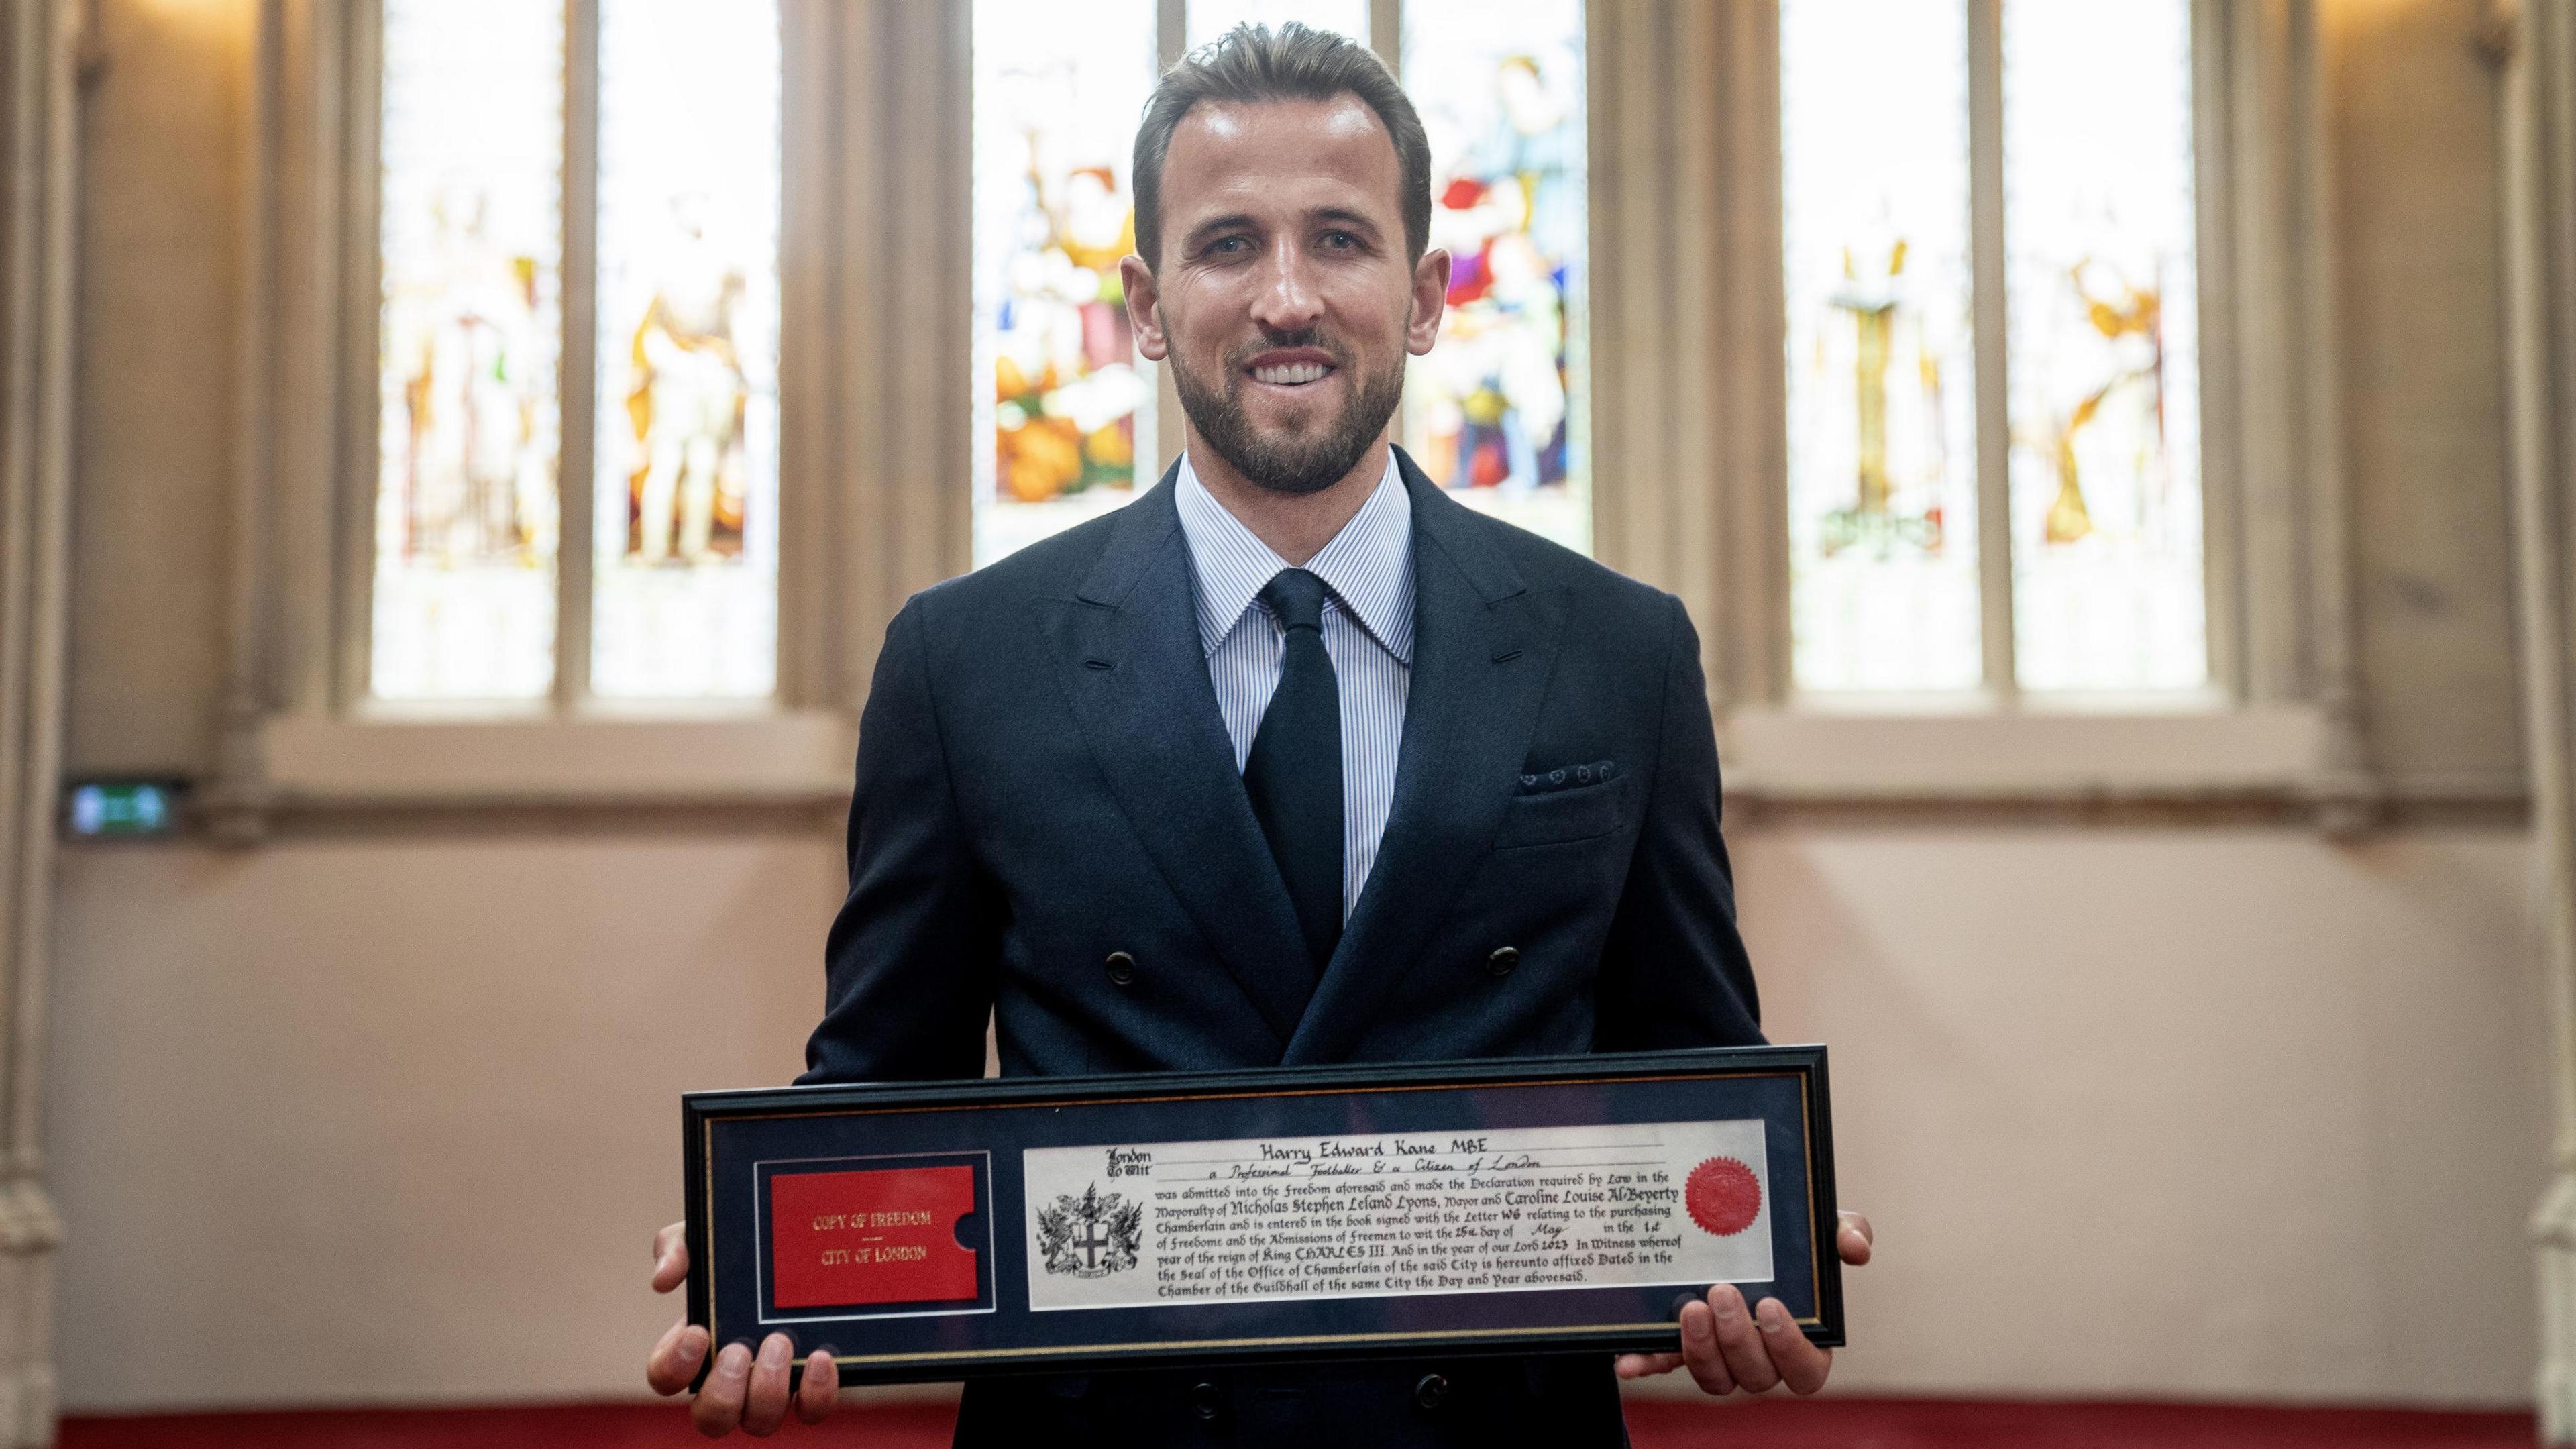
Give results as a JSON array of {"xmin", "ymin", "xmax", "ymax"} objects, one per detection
[
  {"xmin": 1320, "ymin": 230, "xmax": 1359, "ymax": 250},
  {"xmin": 1204, "ymin": 234, "xmax": 1251, "ymax": 257}
]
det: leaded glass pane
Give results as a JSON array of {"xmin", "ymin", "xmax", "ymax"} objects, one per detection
[
  {"xmin": 2004, "ymin": 0, "xmax": 2204, "ymax": 692},
  {"xmin": 374, "ymin": 0, "xmax": 563, "ymax": 700},
  {"xmin": 591, "ymin": 0, "xmax": 783, "ymax": 699},
  {"xmin": 1781, "ymin": 0, "xmax": 1980, "ymax": 693},
  {"xmin": 1186, "ymin": 0, "xmax": 1368, "ymax": 51},
  {"xmin": 1401, "ymin": 0, "xmax": 1589, "ymax": 554},
  {"xmin": 972, "ymin": 0, "xmax": 1161, "ymax": 568}
]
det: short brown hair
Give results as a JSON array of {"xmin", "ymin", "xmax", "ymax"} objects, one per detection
[{"xmin": 1132, "ymin": 22, "xmax": 1432, "ymax": 271}]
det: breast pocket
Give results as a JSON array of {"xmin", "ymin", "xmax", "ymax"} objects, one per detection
[{"xmin": 1491, "ymin": 774, "xmax": 1631, "ymax": 850}]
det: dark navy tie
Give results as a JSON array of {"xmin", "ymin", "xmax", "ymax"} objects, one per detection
[{"xmin": 1244, "ymin": 567, "xmax": 1343, "ymax": 979}]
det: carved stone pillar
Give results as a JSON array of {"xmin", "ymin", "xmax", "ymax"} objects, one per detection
[
  {"xmin": 2498, "ymin": 0, "xmax": 2576, "ymax": 1438},
  {"xmin": 0, "ymin": 1, "xmax": 78, "ymax": 1444}
]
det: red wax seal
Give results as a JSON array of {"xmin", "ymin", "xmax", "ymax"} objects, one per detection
[{"xmin": 1685, "ymin": 1156, "xmax": 1762, "ymax": 1237}]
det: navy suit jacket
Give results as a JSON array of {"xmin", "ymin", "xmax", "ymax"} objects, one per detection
[{"xmin": 803, "ymin": 449, "xmax": 1762, "ymax": 1444}]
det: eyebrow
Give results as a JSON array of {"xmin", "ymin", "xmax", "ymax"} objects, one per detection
[
  {"xmin": 1183, "ymin": 213, "xmax": 1260, "ymax": 250},
  {"xmin": 1309, "ymin": 207, "xmax": 1385, "ymax": 238},
  {"xmin": 1183, "ymin": 207, "xmax": 1388, "ymax": 251}
]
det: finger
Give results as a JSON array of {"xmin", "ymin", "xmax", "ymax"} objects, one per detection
[
  {"xmin": 647, "ymin": 1318, "xmax": 710, "ymax": 1398},
  {"xmin": 1838, "ymin": 1210, "xmax": 1874, "ymax": 1266},
  {"xmin": 653, "ymin": 1222, "xmax": 690, "ymax": 1294},
  {"xmin": 1675, "ymin": 1299, "xmax": 1737, "ymax": 1396},
  {"xmin": 692, "ymin": 1340, "xmax": 753, "ymax": 1438},
  {"xmin": 1758, "ymin": 1297, "xmax": 1835, "ymax": 1395},
  {"xmin": 1708, "ymin": 1283, "xmax": 1781, "ymax": 1394},
  {"xmin": 795, "ymin": 1348, "xmax": 839, "ymax": 1424},
  {"xmin": 1613, "ymin": 1352, "xmax": 1683, "ymax": 1379},
  {"xmin": 738, "ymin": 1334, "xmax": 794, "ymax": 1438}
]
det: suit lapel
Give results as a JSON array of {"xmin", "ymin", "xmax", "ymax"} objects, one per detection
[
  {"xmin": 1284, "ymin": 451, "xmax": 1562, "ymax": 1065},
  {"xmin": 1034, "ymin": 468, "xmax": 1314, "ymax": 1052}
]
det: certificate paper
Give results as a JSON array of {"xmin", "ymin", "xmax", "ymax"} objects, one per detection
[{"xmin": 1021, "ymin": 1120, "xmax": 1772, "ymax": 1311}]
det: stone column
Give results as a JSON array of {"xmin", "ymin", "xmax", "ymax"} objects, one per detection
[
  {"xmin": 0, "ymin": 1, "xmax": 78, "ymax": 1443},
  {"xmin": 2498, "ymin": 0, "xmax": 2576, "ymax": 1439}
]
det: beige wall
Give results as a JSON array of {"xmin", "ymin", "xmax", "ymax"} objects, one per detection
[
  {"xmin": 50, "ymin": 835, "xmax": 841, "ymax": 1408},
  {"xmin": 46, "ymin": 827, "xmax": 2544, "ymax": 1410},
  {"xmin": 44, "ymin": 0, "xmax": 2553, "ymax": 1419},
  {"xmin": 1741, "ymin": 828, "xmax": 2544, "ymax": 1404}
]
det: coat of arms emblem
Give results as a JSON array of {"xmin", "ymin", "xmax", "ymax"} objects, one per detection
[{"xmin": 1035, "ymin": 1181, "xmax": 1143, "ymax": 1279}]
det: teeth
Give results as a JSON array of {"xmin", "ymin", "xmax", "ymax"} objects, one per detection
[{"xmin": 1252, "ymin": 362, "xmax": 1329, "ymax": 386}]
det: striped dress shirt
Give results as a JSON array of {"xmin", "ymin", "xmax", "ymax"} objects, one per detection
[{"xmin": 1175, "ymin": 452, "xmax": 1413, "ymax": 922}]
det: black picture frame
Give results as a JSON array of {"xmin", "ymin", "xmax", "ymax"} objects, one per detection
[{"xmin": 684, "ymin": 1044, "xmax": 1839, "ymax": 1387}]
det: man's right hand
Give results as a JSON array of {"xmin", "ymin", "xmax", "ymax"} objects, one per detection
[{"xmin": 647, "ymin": 1221, "xmax": 840, "ymax": 1437}]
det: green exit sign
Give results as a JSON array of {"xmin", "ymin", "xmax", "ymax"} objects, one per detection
[{"xmin": 64, "ymin": 781, "xmax": 182, "ymax": 837}]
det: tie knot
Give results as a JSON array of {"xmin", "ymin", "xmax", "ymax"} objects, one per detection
[{"xmin": 1260, "ymin": 568, "xmax": 1331, "ymax": 635}]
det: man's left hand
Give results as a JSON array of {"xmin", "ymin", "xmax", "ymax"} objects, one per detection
[{"xmin": 1612, "ymin": 1210, "xmax": 1872, "ymax": 1396}]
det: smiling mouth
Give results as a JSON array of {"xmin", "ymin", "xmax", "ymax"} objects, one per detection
[{"xmin": 1250, "ymin": 362, "xmax": 1334, "ymax": 387}]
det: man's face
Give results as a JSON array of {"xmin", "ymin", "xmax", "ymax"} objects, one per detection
[{"xmin": 1122, "ymin": 96, "xmax": 1448, "ymax": 496}]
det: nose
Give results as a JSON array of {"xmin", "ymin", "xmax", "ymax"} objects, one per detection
[{"xmin": 1248, "ymin": 238, "xmax": 1324, "ymax": 337}]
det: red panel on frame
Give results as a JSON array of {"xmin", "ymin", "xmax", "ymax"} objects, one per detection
[{"xmin": 768, "ymin": 1166, "xmax": 978, "ymax": 1309}]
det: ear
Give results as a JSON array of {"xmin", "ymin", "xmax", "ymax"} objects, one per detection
[
  {"xmin": 1120, "ymin": 255, "xmax": 1167, "ymax": 362},
  {"xmin": 1407, "ymin": 248, "xmax": 1451, "ymax": 356}
]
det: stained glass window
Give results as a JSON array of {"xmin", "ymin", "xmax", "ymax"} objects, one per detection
[
  {"xmin": 1780, "ymin": 0, "xmax": 1980, "ymax": 694},
  {"xmin": 1401, "ymin": 0, "xmax": 1589, "ymax": 553},
  {"xmin": 1187, "ymin": 0, "xmax": 1368, "ymax": 51},
  {"xmin": 374, "ymin": 0, "xmax": 564, "ymax": 700},
  {"xmin": 971, "ymin": 0, "xmax": 1161, "ymax": 568},
  {"xmin": 591, "ymin": 0, "xmax": 783, "ymax": 699},
  {"xmin": 1781, "ymin": 0, "xmax": 2206, "ymax": 698},
  {"xmin": 2004, "ymin": 0, "xmax": 2204, "ymax": 692},
  {"xmin": 373, "ymin": 0, "xmax": 789, "ymax": 706}
]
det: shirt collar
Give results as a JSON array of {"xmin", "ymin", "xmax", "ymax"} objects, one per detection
[{"xmin": 1175, "ymin": 450, "xmax": 1415, "ymax": 665}]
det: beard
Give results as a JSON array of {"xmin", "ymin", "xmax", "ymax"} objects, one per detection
[{"xmin": 1167, "ymin": 325, "xmax": 1406, "ymax": 497}]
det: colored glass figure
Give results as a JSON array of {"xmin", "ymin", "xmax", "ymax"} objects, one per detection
[
  {"xmin": 1186, "ymin": 0, "xmax": 1367, "ymax": 52},
  {"xmin": 973, "ymin": 0, "xmax": 1161, "ymax": 567},
  {"xmin": 1402, "ymin": 0, "xmax": 1589, "ymax": 554},
  {"xmin": 591, "ymin": 0, "xmax": 783, "ymax": 698},
  {"xmin": 2004, "ymin": 0, "xmax": 2204, "ymax": 691},
  {"xmin": 1781, "ymin": 0, "xmax": 1980, "ymax": 694},
  {"xmin": 373, "ymin": 0, "xmax": 564, "ymax": 700}
]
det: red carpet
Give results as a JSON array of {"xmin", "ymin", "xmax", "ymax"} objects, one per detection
[{"xmin": 56, "ymin": 1399, "xmax": 2536, "ymax": 1447}]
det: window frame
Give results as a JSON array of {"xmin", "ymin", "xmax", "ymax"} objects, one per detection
[
  {"xmin": 1585, "ymin": 0, "xmax": 2372, "ymax": 815},
  {"xmin": 347, "ymin": 0, "xmax": 798, "ymax": 716},
  {"xmin": 216, "ymin": 0, "xmax": 974, "ymax": 828},
  {"xmin": 212, "ymin": 0, "xmax": 2370, "ymax": 833},
  {"xmin": 1771, "ymin": 0, "xmax": 2240, "ymax": 704}
]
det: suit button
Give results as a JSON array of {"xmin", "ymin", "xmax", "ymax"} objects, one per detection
[
  {"xmin": 1105, "ymin": 951, "xmax": 1137, "ymax": 987},
  {"xmin": 1413, "ymin": 1371, "xmax": 1450, "ymax": 1410},
  {"xmin": 1189, "ymin": 1380, "xmax": 1223, "ymax": 1421},
  {"xmin": 1485, "ymin": 946, "xmax": 1519, "ymax": 978}
]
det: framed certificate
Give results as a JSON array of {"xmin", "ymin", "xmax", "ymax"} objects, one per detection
[{"xmin": 683, "ymin": 1045, "xmax": 1840, "ymax": 1386}]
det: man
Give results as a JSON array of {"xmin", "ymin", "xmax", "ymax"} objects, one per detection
[{"xmin": 645, "ymin": 23, "xmax": 1870, "ymax": 1443}]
